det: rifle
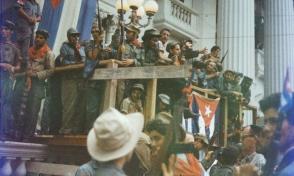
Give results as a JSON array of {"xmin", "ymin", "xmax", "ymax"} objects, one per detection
[
  {"xmin": 117, "ymin": 0, "xmax": 125, "ymax": 61},
  {"xmin": 220, "ymin": 49, "xmax": 229, "ymax": 64}
]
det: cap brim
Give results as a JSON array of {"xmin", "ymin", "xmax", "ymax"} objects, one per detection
[{"xmin": 87, "ymin": 112, "xmax": 144, "ymax": 162}]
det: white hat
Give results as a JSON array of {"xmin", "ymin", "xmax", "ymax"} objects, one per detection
[
  {"xmin": 87, "ymin": 108, "xmax": 144, "ymax": 162},
  {"xmin": 158, "ymin": 94, "xmax": 170, "ymax": 105}
]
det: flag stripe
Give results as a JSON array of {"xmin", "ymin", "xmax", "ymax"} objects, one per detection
[
  {"xmin": 76, "ymin": 0, "xmax": 97, "ymax": 41},
  {"xmin": 38, "ymin": 0, "xmax": 65, "ymax": 48}
]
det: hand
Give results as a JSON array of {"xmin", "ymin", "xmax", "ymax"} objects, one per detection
[
  {"xmin": 199, "ymin": 48, "xmax": 208, "ymax": 54},
  {"xmin": 161, "ymin": 154, "xmax": 176, "ymax": 176},
  {"xmin": 121, "ymin": 59, "xmax": 134, "ymax": 66},
  {"xmin": 205, "ymin": 151, "xmax": 214, "ymax": 161},
  {"xmin": 29, "ymin": 17, "xmax": 37, "ymax": 25}
]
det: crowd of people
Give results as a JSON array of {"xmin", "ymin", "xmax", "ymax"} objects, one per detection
[
  {"xmin": 1, "ymin": 1, "xmax": 294, "ymax": 176},
  {"xmin": 74, "ymin": 93, "xmax": 294, "ymax": 176}
]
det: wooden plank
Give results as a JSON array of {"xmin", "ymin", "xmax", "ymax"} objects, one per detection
[
  {"xmin": 144, "ymin": 79, "xmax": 157, "ymax": 124},
  {"xmin": 102, "ymin": 62, "xmax": 118, "ymax": 110},
  {"xmin": 91, "ymin": 65, "xmax": 191, "ymax": 80},
  {"xmin": 192, "ymin": 86, "xmax": 220, "ymax": 98},
  {"xmin": 33, "ymin": 135, "xmax": 87, "ymax": 146},
  {"xmin": 27, "ymin": 161, "xmax": 78, "ymax": 175}
]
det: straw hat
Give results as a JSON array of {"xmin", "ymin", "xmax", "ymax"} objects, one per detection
[{"xmin": 87, "ymin": 108, "xmax": 144, "ymax": 162}]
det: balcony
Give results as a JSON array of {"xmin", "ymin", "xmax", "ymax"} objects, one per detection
[
  {"xmin": 0, "ymin": 137, "xmax": 89, "ymax": 176},
  {"xmin": 153, "ymin": 0, "xmax": 200, "ymax": 39}
]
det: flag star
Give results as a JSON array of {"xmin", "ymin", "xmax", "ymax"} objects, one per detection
[{"xmin": 204, "ymin": 105, "xmax": 212, "ymax": 118}]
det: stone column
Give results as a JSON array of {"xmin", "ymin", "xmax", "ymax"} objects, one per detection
[
  {"xmin": 217, "ymin": 0, "xmax": 255, "ymax": 79},
  {"xmin": 264, "ymin": 0, "xmax": 294, "ymax": 95}
]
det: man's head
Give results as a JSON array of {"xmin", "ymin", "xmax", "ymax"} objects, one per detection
[
  {"xmin": 242, "ymin": 135, "xmax": 257, "ymax": 155},
  {"xmin": 145, "ymin": 119, "xmax": 168, "ymax": 156},
  {"xmin": 259, "ymin": 93, "xmax": 280, "ymax": 141},
  {"xmin": 158, "ymin": 94, "xmax": 170, "ymax": 111},
  {"xmin": 130, "ymin": 83, "xmax": 144, "ymax": 102},
  {"xmin": 35, "ymin": 29, "xmax": 49, "ymax": 48},
  {"xmin": 91, "ymin": 25, "xmax": 105, "ymax": 43},
  {"xmin": 67, "ymin": 28, "xmax": 80, "ymax": 45},
  {"xmin": 182, "ymin": 39, "xmax": 193, "ymax": 49},
  {"xmin": 205, "ymin": 61, "xmax": 217, "ymax": 73},
  {"xmin": 169, "ymin": 42, "xmax": 181, "ymax": 56},
  {"xmin": 125, "ymin": 24, "xmax": 140, "ymax": 42},
  {"xmin": 160, "ymin": 28, "xmax": 170, "ymax": 44},
  {"xmin": 218, "ymin": 145, "xmax": 239, "ymax": 165},
  {"xmin": 223, "ymin": 70, "xmax": 236, "ymax": 83},
  {"xmin": 142, "ymin": 29, "xmax": 160, "ymax": 48},
  {"xmin": 87, "ymin": 108, "xmax": 144, "ymax": 162},
  {"xmin": 210, "ymin": 45, "xmax": 220, "ymax": 58},
  {"xmin": 1, "ymin": 20, "xmax": 15, "ymax": 39}
]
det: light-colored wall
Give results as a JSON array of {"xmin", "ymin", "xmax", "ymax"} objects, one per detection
[{"xmin": 193, "ymin": 0, "xmax": 217, "ymax": 50}]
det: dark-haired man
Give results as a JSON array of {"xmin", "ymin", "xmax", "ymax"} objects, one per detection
[
  {"xmin": 258, "ymin": 93, "xmax": 281, "ymax": 176},
  {"xmin": 159, "ymin": 28, "xmax": 171, "ymax": 58},
  {"xmin": 0, "ymin": 20, "xmax": 22, "ymax": 138},
  {"xmin": 274, "ymin": 104, "xmax": 294, "ymax": 176},
  {"xmin": 22, "ymin": 29, "xmax": 54, "ymax": 139}
]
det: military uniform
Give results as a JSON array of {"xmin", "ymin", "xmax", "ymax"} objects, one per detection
[
  {"xmin": 82, "ymin": 40, "xmax": 108, "ymax": 133},
  {"xmin": 59, "ymin": 40, "xmax": 86, "ymax": 134},
  {"xmin": 0, "ymin": 41, "xmax": 22, "ymax": 137},
  {"xmin": 116, "ymin": 41, "xmax": 143, "ymax": 107}
]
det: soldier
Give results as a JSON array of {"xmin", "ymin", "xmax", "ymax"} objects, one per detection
[
  {"xmin": 181, "ymin": 39, "xmax": 207, "ymax": 64},
  {"xmin": 22, "ymin": 29, "xmax": 54, "ymax": 140},
  {"xmin": 201, "ymin": 45, "xmax": 223, "ymax": 72},
  {"xmin": 142, "ymin": 29, "xmax": 172, "ymax": 66},
  {"xmin": 0, "ymin": 20, "xmax": 22, "ymax": 139},
  {"xmin": 15, "ymin": 0, "xmax": 41, "ymax": 66},
  {"xmin": 59, "ymin": 28, "xmax": 86, "ymax": 135},
  {"xmin": 116, "ymin": 24, "xmax": 142, "ymax": 107},
  {"xmin": 120, "ymin": 83, "xmax": 144, "ymax": 114},
  {"xmin": 83, "ymin": 24, "xmax": 116, "ymax": 133},
  {"xmin": 167, "ymin": 42, "xmax": 186, "ymax": 66}
]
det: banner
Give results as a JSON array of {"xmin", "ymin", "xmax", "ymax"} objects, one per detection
[{"xmin": 183, "ymin": 92, "xmax": 220, "ymax": 140}]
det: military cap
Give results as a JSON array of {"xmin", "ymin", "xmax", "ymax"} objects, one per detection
[
  {"xmin": 124, "ymin": 24, "xmax": 140, "ymax": 35},
  {"xmin": 158, "ymin": 94, "xmax": 170, "ymax": 105},
  {"xmin": 36, "ymin": 29, "xmax": 49, "ymax": 39},
  {"xmin": 132, "ymin": 83, "xmax": 144, "ymax": 91},
  {"xmin": 142, "ymin": 29, "xmax": 160, "ymax": 41},
  {"xmin": 2, "ymin": 20, "xmax": 15, "ymax": 30},
  {"xmin": 67, "ymin": 28, "xmax": 80, "ymax": 37}
]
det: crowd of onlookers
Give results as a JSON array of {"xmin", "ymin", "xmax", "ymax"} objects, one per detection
[
  {"xmin": 75, "ymin": 93, "xmax": 294, "ymax": 176},
  {"xmin": 2, "ymin": 1, "xmax": 294, "ymax": 176}
]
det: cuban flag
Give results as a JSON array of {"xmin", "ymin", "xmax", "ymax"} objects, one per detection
[
  {"xmin": 182, "ymin": 92, "xmax": 220, "ymax": 140},
  {"xmin": 280, "ymin": 69, "xmax": 293, "ymax": 112}
]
